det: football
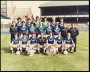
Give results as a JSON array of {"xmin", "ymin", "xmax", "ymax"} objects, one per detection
[
  {"xmin": 64, "ymin": 50, "xmax": 68, "ymax": 55},
  {"xmin": 15, "ymin": 51, "xmax": 21, "ymax": 55}
]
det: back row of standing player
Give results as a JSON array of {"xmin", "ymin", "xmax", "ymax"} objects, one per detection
[{"xmin": 10, "ymin": 16, "xmax": 79, "ymax": 52}]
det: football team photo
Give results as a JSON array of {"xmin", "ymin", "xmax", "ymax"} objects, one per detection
[{"xmin": 1, "ymin": 1, "xmax": 89, "ymax": 71}]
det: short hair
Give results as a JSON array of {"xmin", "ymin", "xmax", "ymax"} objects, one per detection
[
  {"xmin": 17, "ymin": 17, "xmax": 21, "ymax": 20},
  {"xmin": 27, "ymin": 18, "xmax": 31, "ymax": 21},
  {"xmin": 22, "ymin": 21, "xmax": 25, "ymax": 23},
  {"xmin": 25, "ymin": 16, "xmax": 28, "ymax": 18},
  {"xmin": 12, "ymin": 21, "xmax": 16, "ymax": 23},
  {"xmin": 50, "ymin": 31, "xmax": 54, "ymax": 35},
  {"xmin": 32, "ymin": 32, "xmax": 36, "ymax": 35},
  {"xmin": 31, "ymin": 21, "xmax": 35, "ymax": 26},
  {"xmin": 44, "ymin": 16, "xmax": 47, "ymax": 18},
  {"xmin": 67, "ymin": 32, "xmax": 71, "ymax": 36},
  {"xmin": 23, "ymin": 33, "xmax": 26, "ymax": 36},
  {"xmin": 36, "ymin": 16, "xmax": 39, "ymax": 19},
  {"xmin": 31, "ymin": 21, "xmax": 34, "ymax": 24}
]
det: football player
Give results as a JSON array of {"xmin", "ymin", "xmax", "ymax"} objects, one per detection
[
  {"xmin": 51, "ymin": 16, "xmax": 56, "ymax": 30},
  {"xmin": 19, "ymin": 33, "xmax": 29, "ymax": 53},
  {"xmin": 28, "ymin": 22, "xmax": 36, "ymax": 38},
  {"xmin": 34, "ymin": 16, "xmax": 40, "ymax": 28},
  {"xmin": 27, "ymin": 32, "xmax": 38, "ymax": 53},
  {"xmin": 68, "ymin": 24, "xmax": 79, "ymax": 52},
  {"xmin": 37, "ymin": 33, "xmax": 47, "ymax": 53},
  {"xmin": 16, "ymin": 17, "xmax": 22, "ymax": 37},
  {"xmin": 10, "ymin": 33, "xmax": 20, "ymax": 54},
  {"xmin": 59, "ymin": 18, "xmax": 64, "ymax": 31},
  {"xmin": 26, "ymin": 18, "xmax": 32, "ymax": 30},
  {"xmin": 46, "ymin": 22, "xmax": 53, "ymax": 37},
  {"xmin": 43, "ymin": 16, "xmax": 49, "ymax": 27},
  {"xmin": 25, "ymin": 18, "xmax": 32, "ymax": 38},
  {"xmin": 55, "ymin": 32, "xmax": 64, "ymax": 53},
  {"xmin": 64, "ymin": 33, "xmax": 75, "ymax": 53},
  {"xmin": 61, "ymin": 23, "xmax": 69, "ymax": 40},
  {"xmin": 46, "ymin": 31, "xmax": 55, "ymax": 48},
  {"xmin": 46, "ymin": 31, "xmax": 58, "ymax": 54},
  {"xmin": 10, "ymin": 21, "xmax": 17, "ymax": 42},
  {"xmin": 20, "ymin": 21, "xmax": 28, "ymax": 37},
  {"xmin": 37, "ymin": 22, "xmax": 45, "ymax": 38},
  {"xmin": 53, "ymin": 23, "xmax": 61, "ymax": 38}
]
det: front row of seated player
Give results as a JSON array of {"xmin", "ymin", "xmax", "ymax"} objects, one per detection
[{"xmin": 10, "ymin": 32, "xmax": 75, "ymax": 56}]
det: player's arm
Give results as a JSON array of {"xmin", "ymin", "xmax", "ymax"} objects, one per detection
[
  {"xmin": 46, "ymin": 37, "xmax": 48, "ymax": 45},
  {"xmin": 19, "ymin": 38, "xmax": 22, "ymax": 47},
  {"xmin": 62, "ymin": 40, "xmax": 64, "ymax": 45}
]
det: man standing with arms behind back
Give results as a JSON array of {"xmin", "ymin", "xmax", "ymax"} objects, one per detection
[
  {"xmin": 61, "ymin": 23, "xmax": 69, "ymax": 40},
  {"xmin": 34, "ymin": 16, "xmax": 40, "ymax": 29},
  {"xmin": 51, "ymin": 16, "xmax": 56, "ymax": 30},
  {"xmin": 69, "ymin": 24, "xmax": 79, "ymax": 52},
  {"xmin": 43, "ymin": 16, "xmax": 49, "ymax": 27},
  {"xmin": 59, "ymin": 18, "xmax": 64, "ymax": 31}
]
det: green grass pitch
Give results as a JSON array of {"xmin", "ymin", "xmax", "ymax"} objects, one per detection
[{"xmin": 1, "ymin": 32, "xmax": 89, "ymax": 71}]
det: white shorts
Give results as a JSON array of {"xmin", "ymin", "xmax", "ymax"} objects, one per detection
[
  {"xmin": 11, "ymin": 44, "xmax": 19, "ymax": 48},
  {"xmin": 57, "ymin": 44, "xmax": 62, "ymax": 47},
  {"xmin": 30, "ymin": 44, "xmax": 36, "ymax": 48},
  {"xmin": 29, "ymin": 34, "xmax": 32, "ymax": 38},
  {"xmin": 26, "ymin": 44, "xmax": 36, "ymax": 51},
  {"xmin": 21, "ymin": 34, "xmax": 23, "ymax": 37},
  {"xmin": 54, "ymin": 35, "xmax": 58, "ymax": 38},
  {"xmin": 22, "ymin": 44, "xmax": 27, "ymax": 48},
  {"xmin": 66, "ymin": 44, "xmax": 71, "ymax": 48},
  {"xmin": 46, "ymin": 35, "xmax": 49, "ymax": 38}
]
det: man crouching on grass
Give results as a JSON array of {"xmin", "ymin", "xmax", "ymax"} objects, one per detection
[
  {"xmin": 64, "ymin": 32, "xmax": 75, "ymax": 54},
  {"xmin": 26, "ymin": 32, "xmax": 38, "ymax": 54},
  {"xmin": 10, "ymin": 33, "xmax": 20, "ymax": 54},
  {"xmin": 19, "ymin": 33, "xmax": 29, "ymax": 53},
  {"xmin": 37, "ymin": 33, "xmax": 47, "ymax": 53},
  {"xmin": 55, "ymin": 32, "xmax": 65, "ymax": 53},
  {"xmin": 45, "ymin": 31, "xmax": 58, "ymax": 55}
]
